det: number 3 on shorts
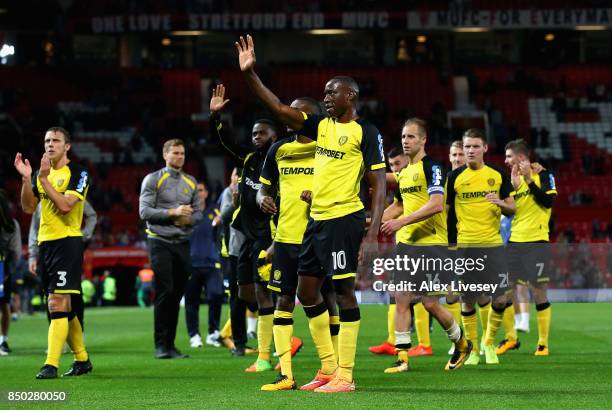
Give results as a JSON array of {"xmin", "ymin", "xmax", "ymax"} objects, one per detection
[
  {"xmin": 57, "ymin": 271, "xmax": 67, "ymax": 287},
  {"xmin": 331, "ymin": 251, "xmax": 346, "ymax": 270}
]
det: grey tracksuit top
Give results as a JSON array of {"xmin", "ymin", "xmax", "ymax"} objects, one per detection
[{"xmin": 139, "ymin": 166, "xmax": 203, "ymax": 242}]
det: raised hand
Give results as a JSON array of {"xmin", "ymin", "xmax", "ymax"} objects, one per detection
[
  {"xmin": 210, "ymin": 84, "xmax": 230, "ymax": 113},
  {"xmin": 235, "ymin": 35, "xmax": 256, "ymax": 72},
  {"xmin": 14, "ymin": 152, "xmax": 33, "ymax": 178},
  {"xmin": 39, "ymin": 153, "xmax": 51, "ymax": 179},
  {"xmin": 518, "ymin": 160, "xmax": 533, "ymax": 184},
  {"xmin": 530, "ymin": 162, "xmax": 545, "ymax": 174}
]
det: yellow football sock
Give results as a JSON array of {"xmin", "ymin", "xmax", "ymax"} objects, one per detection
[
  {"xmin": 387, "ymin": 304, "xmax": 396, "ymax": 345},
  {"xmin": 462, "ymin": 310, "xmax": 479, "ymax": 353},
  {"xmin": 414, "ymin": 303, "xmax": 430, "ymax": 347},
  {"xmin": 67, "ymin": 316, "xmax": 88, "ymax": 362},
  {"xmin": 395, "ymin": 330, "xmax": 411, "ymax": 362},
  {"xmin": 446, "ymin": 302, "xmax": 462, "ymax": 327},
  {"xmin": 257, "ymin": 308, "xmax": 274, "ymax": 361},
  {"xmin": 484, "ymin": 307, "xmax": 505, "ymax": 346},
  {"xmin": 329, "ymin": 315, "xmax": 340, "ymax": 362},
  {"xmin": 536, "ymin": 303, "xmax": 551, "ymax": 346},
  {"xmin": 304, "ymin": 304, "xmax": 336, "ymax": 375},
  {"xmin": 220, "ymin": 319, "xmax": 232, "ymax": 339},
  {"xmin": 273, "ymin": 310, "xmax": 294, "ymax": 379},
  {"xmin": 45, "ymin": 313, "xmax": 69, "ymax": 368},
  {"xmin": 479, "ymin": 301, "xmax": 491, "ymax": 336},
  {"xmin": 338, "ymin": 308, "xmax": 360, "ymax": 381},
  {"xmin": 503, "ymin": 304, "xmax": 517, "ymax": 342}
]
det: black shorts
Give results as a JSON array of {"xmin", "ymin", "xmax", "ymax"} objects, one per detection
[
  {"xmin": 237, "ymin": 238, "xmax": 272, "ymax": 285},
  {"xmin": 456, "ymin": 246, "xmax": 511, "ymax": 300},
  {"xmin": 394, "ymin": 243, "xmax": 450, "ymax": 297},
  {"xmin": 507, "ymin": 241, "xmax": 551, "ymax": 286},
  {"xmin": 298, "ymin": 210, "xmax": 365, "ymax": 280},
  {"xmin": 269, "ymin": 242, "xmax": 302, "ymax": 295},
  {"xmin": 39, "ymin": 237, "xmax": 83, "ymax": 294}
]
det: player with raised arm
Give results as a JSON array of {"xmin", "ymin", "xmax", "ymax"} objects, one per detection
[
  {"xmin": 501, "ymin": 139, "xmax": 556, "ymax": 356},
  {"xmin": 236, "ymin": 35, "xmax": 386, "ymax": 393},
  {"xmin": 209, "ymin": 84, "xmax": 278, "ymax": 370},
  {"xmin": 258, "ymin": 97, "xmax": 340, "ymax": 391}
]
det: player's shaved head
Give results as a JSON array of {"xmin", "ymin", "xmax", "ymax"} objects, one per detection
[{"xmin": 329, "ymin": 76, "xmax": 360, "ymax": 98}]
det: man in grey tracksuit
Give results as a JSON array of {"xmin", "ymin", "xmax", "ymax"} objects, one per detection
[{"xmin": 139, "ymin": 139, "xmax": 202, "ymax": 359}]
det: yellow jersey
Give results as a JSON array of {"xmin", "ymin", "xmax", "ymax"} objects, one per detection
[
  {"xmin": 32, "ymin": 162, "xmax": 90, "ymax": 243},
  {"xmin": 300, "ymin": 113, "xmax": 386, "ymax": 220},
  {"xmin": 446, "ymin": 164, "xmax": 512, "ymax": 245},
  {"xmin": 260, "ymin": 137, "xmax": 316, "ymax": 244}
]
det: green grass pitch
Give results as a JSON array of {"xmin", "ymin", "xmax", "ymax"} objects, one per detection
[{"xmin": 2, "ymin": 303, "xmax": 611, "ymax": 408}]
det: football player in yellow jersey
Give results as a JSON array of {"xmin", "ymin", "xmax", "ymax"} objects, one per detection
[
  {"xmin": 258, "ymin": 97, "xmax": 339, "ymax": 391},
  {"xmin": 500, "ymin": 139, "xmax": 556, "ymax": 356},
  {"xmin": 15, "ymin": 127, "xmax": 92, "ymax": 379},
  {"xmin": 446, "ymin": 128, "xmax": 516, "ymax": 366},
  {"xmin": 380, "ymin": 118, "xmax": 472, "ymax": 373},
  {"xmin": 369, "ymin": 148, "xmax": 408, "ymax": 357},
  {"xmin": 237, "ymin": 35, "xmax": 386, "ymax": 393}
]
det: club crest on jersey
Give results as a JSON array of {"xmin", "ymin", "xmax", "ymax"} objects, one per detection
[
  {"xmin": 412, "ymin": 173, "xmax": 419, "ymax": 181},
  {"xmin": 487, "ymin": 178, "xmax": 495, "ymax": 186},
  {"xmin": 338, "ymin": 136, "xmax": 348, "ymax": 146},
  {"xmin": 274, "ymin": 270, "xmax": 282, "ymax": 281},
  {"xmin": 56, "ymin": 179, "xmax": 64, "ymax": 187}
]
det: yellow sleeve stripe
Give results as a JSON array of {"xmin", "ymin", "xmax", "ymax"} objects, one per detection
[
  {"xmin": 181, "ymin": 175, "xmax": 196, "ymax": 190},
  {"xmin": 231, "ymin": 207, "xmax": 240, "ymax": 222},
  {"xmin": 214, "ymin": 208, "xmax": 220, "ymax": 216},
  {"xmin": 53, "ymin": 290, "xmax": 81, "ymax": 294},
  {"xmin": 260, "ymin": 176, "xmax": 272, "ymax": 185},
  {"xmin": 267, "ymin": 284, "xmax": 281, "ymax": 293},
  {"xmin": 65, "ymin": 190, "xmax": 84, "ymax": 201},
  {"xmin": 370, "ymin": 163, "xmax": 386, "ymax": 171},
  {"xmin": 216, "ymin": 122, "xmax": 223, "ymax": 131},
  {"xmin": 157, "ymin": 172, "xmax": 171, "ymax": 189},
  {"xmin": 510, "ymin": 190, "xmax": 517, "ymax": 196},
  {"xmin": 301, "ymin": 111, "xmax": 308, "ymax": 120},
  {"xmin": 332, "ymin": 272, "xmax": 356, "ymax": 280},
  {"xmin": 545, "ymin": 189, "xmax": 557, "ymax": 195}
]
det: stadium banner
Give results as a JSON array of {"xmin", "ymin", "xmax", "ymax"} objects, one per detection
[
  {"xmin": 359, "ymin": 242, "xmax": 611, "ymax": 303},
  {"xmin": 87, "ymin": 9, "xmax": 612, "ymax": 34},
  {"xmin": 85, "ymin": 246, "xmax": 149, "ymax": 269}
]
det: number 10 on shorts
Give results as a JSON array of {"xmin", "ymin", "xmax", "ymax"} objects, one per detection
[{"xmin": 332, "ymin": 251, "xmax": 346, "ymax": 270}]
